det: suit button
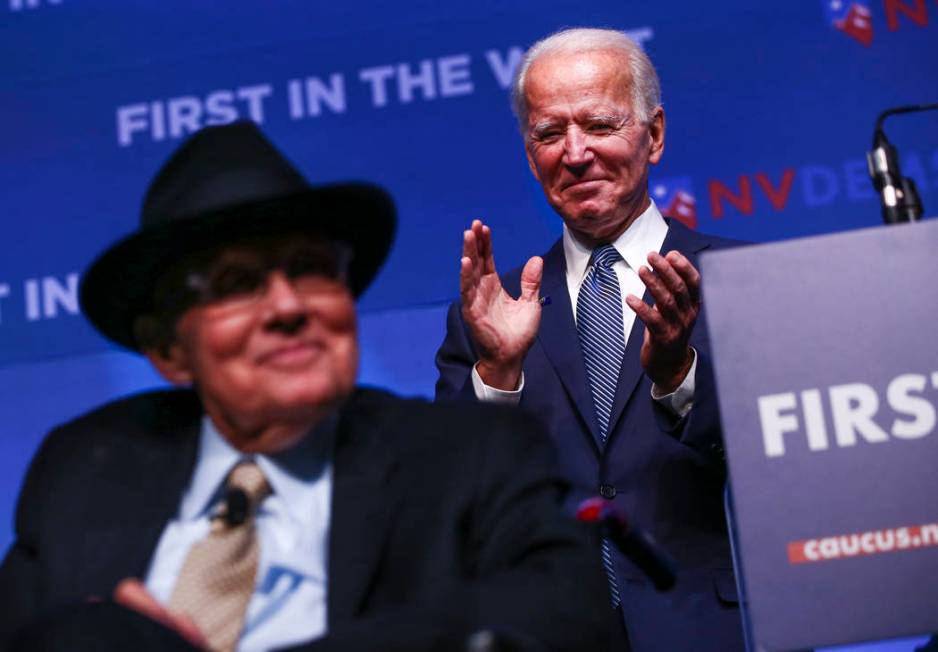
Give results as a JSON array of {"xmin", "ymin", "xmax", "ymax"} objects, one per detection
[{"xmin": 599, "ymin": 484, "xmax": 616, "ymax": 499}]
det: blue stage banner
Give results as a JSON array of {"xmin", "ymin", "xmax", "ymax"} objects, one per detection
[
  {"xmin": 2, "ymin": 0, "xmax": 937, "ymax": 367},
  {"xmin": 701, "ymin": 220, "xmax": 938, "ymax": 650},
  {"xmin": 2, "ymin": 5, "xmax": 938, "ymax": 649}
]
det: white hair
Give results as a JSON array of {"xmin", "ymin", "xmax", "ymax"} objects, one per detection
[{"xmin": 511, "ymin": 27, "xmax": 661, "ymax": 128}]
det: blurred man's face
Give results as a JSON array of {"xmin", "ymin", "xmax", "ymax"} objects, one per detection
[
  {"xmin": 523, "ymin": 49, "xmax": 664, "ymax": 245},
  {"xmin": 149, "ymin": 235, "xmax": 358, "ymax": 453}
]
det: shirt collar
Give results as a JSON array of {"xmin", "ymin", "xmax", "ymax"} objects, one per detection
[
  {"xmin": 179, "ymin": 413, "xmax": 336, "ymax": 526},
  {"xmin": 562, "ymin": 200, "xmax": 669, "ymax": 283}
]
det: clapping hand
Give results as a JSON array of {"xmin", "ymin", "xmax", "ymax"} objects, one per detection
[
  {"xmin": 460, "ymin": 220, "xmax": 543, "ymax": 391},
  {"xmin": 625, "ymin": 250, "xmax": 700, "ymax": 394}
]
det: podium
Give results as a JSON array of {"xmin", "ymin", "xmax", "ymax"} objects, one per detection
[{"xmin": 700, "ymin": 219, "xmax": 938, "ymax": 651}]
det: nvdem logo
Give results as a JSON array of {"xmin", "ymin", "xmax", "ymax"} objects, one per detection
[
  {"xmin": 823, "ymin": 0, "xmax": 937, "ymax": 47},
  {"xmin": 824, "ymin": 0, "xmax": 874, "ymax": 46},
  {"xmin": 652, "ymin": 177, "xmax": 697, "ymax": 230}
]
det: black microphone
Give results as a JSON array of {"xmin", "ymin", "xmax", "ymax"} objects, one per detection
[
  {"xmin": 867, "ymin": 128, "xmax": 908, "ymax": 224},
  {"xmin": 223, "ymin": 488, "xmax": 249, "ymax": 526},
  {"xmin": 576, "ymin": 496, "xmax": 677, "ymax": 592},
  {"xmin": 866, "ymin": 102, "xmax": 938, "ymax": 224}
]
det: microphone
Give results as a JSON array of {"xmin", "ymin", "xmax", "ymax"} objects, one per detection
[
  {"xmin": 576, "ymin": 497, "xmax": 677, "ymax": 592},
  {"xmin": 867, "ymin": 128, "xmax": 908, "ymax": 224},
  {"xmin": 223, "ymin": 488, "xmax": 249, "ymax": 526},
  {"xmin": 866, "ymin": 102, "xmax": 938, "ymax": 224}
]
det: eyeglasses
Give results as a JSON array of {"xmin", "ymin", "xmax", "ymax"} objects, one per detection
[{"xmin": 156, "ymin": 239, "xmax": 352, "ymax": 315}]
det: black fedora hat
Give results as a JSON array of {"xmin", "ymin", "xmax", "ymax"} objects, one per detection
[{"xmin": 80, "ymin": 121, "xmax": 396, "ymax": 351}]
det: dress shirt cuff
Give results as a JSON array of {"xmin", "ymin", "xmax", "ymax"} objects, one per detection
[
  {"xmin": 650, "ymin": 347, "xmax": 697, "ymax": 418},
  {"xmin": 471, "ymin": 362, "xmax": 524, "ymax": 405}
]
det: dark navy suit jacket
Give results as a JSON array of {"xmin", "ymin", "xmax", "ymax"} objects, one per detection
[
  {"xmin": 0, "ymin": 388, "xmax": 617, "ymax": 651},
  {"xmin": 436, "ymin": 220, "xmax": 746, "ymax": 652}
]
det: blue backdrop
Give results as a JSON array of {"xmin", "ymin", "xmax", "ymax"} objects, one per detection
[{"xmin": 2, "ymin": 2, "xmax": 937, "ymax": 649}]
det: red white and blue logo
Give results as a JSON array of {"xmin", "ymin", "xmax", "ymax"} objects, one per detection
[
  {"xmin": 824, "ymin": 0, "xmax": 874, "ymax": 46},
  {"xmin": 652, "ymin": 177, "xmax": 697, "ymax": 230}
]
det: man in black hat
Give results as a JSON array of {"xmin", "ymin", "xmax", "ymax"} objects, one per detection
[{"xmin": 0, "ymin": 122, "xmax": 614, "ymax": 651}]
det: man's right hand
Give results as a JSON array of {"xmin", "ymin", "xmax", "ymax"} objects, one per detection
[
  {"xmin": 460, "ymin": 219, "xmax": 543, "ymax": 391},
  {"xmin": 114, "ymin": 578, "xmax": 207, "ymax": 650}
]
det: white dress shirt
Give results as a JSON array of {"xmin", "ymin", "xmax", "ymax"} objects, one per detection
[
  {"xmin": 472, "ymin": 201, "xmax": 696, "ymax": 417},
  {"xmin": 145, "ymin": 416, "xmax": 334, "ymax": 651}
]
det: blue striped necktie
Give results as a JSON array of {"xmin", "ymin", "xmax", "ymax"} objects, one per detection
[{"xmin": 576, "ymin": 243, "xmax": 624, "ymax": 608}]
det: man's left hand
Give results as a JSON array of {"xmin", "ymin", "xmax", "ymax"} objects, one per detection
[{"xmin": 625, "ymin": 250, "xmax": 700, "ymax": 394}]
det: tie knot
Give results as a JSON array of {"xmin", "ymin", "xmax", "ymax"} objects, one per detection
[
  {"xmin": 591, "ymin": 245, "xmax": 620, "ymax": 270},
  {"xmin": 227, "ymin": 461, "xmax": 271, "ymax": 506}
]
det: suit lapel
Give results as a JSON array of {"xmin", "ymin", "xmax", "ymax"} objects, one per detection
[
  {"xmin": 328, "ymin": 396, "xmax": 402, "ymax": 623},
  {"xmin": 606, "ymin": 220, "xmax": 712, "ymax": 440},
  {"xmin": 79, "ymin": 411, "xmax": 200, "ymax": 595},
  {"xmin": 535, "ymin": 240, "xmax": 603, "ymax": 451},
  {"xmin": 605, "ymin": 310, "xmax": 648, "ymax": 444}
]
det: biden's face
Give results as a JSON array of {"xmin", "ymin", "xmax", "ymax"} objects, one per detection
[
  {"xmin": 149, "ymin": 236, "xmax": 358, "ymax": 453},
  {"xmin": 523, "ymin": 49, "xmax": 664, "ymax": 245}
]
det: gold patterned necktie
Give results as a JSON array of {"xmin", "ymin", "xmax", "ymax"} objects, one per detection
[{"xmin": 168, "ymin": 461, "xmax": 272, "ymax": 652}]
